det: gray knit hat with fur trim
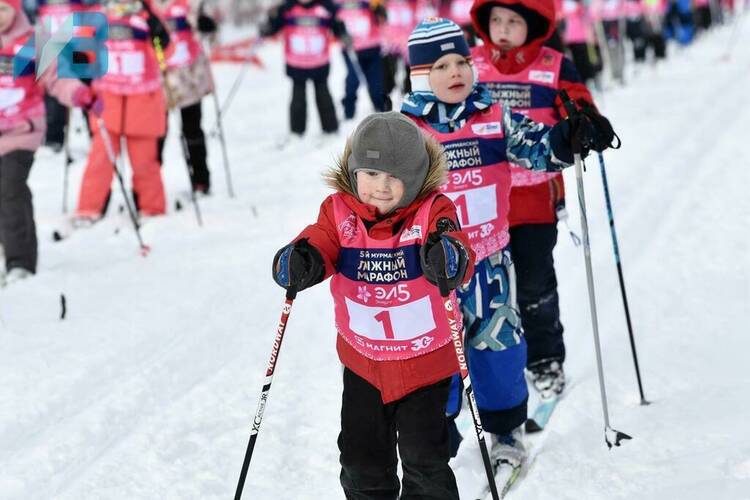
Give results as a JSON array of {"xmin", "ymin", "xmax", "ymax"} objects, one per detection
[{"xmin": 347, "ymin": 112, "xmax": 430, "ymax": 209}]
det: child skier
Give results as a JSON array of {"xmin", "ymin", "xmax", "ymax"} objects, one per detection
[
  {"xmin": 399, "ymin": 17, "xmax": 610, "ymax": 473},
  {"xmin": 0, "ymin": 0, "xmax": 99, "ymax": 284},
  {"xmin": 336, "ymin": 0, "xmax": 386, "ymax": 119},
  {"xmin": 271, "ymin": 112, "xmax": 474, "ymax": 499},
  {"xmin": 153, "ymin": 0, "xmax": 217, "ymax": 193},
  {"xmin": 260, "ymin": 0, "xmax": 349, "ymax": 141},
  {"xmin": 74, "ymin": 0, "xmax": 171, "ymax": 221},
  {"xmin": 469, "ymin": 0, "xmax": 615, "ymax": 399}
]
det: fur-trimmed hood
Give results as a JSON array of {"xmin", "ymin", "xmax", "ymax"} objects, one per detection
[{"xmin": 322, "ymin": 130, "xmax": 448, "ymax": 220}]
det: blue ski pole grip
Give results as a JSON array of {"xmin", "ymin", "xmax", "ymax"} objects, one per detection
[
  {"xmin": 440, "ymin": 236, "xmax": 459, "ymax": 279},
  {"xmin": 276, "ymin": 245, "xmax": 294, "ymax": 288}
]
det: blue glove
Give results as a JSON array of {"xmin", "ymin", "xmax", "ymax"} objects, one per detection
[
  {"xmin": 272, "ymin": 239, "xmax": 325, "ymax": 292},
  {"xmin": 420, "ymin": 233, "xmax": 469, "ymax": 295}
]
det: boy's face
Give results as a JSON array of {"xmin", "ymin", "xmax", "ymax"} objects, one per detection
[
  {"xmin": 0, "ymin": 2, "xmax": 16, "ymax": 33},
  {"xmin": 356, "ymin": 169, "xmax": 405, "ymax": 215},
  {"xmin": 488, "ymin": 6, "xmax": 528, "ymax": 51},
  {"xmin": 429, "ymin": 53, "xmax": 474, "ymax": 105}
]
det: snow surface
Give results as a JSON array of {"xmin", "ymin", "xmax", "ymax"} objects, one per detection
[{"xmin": 2, "ymin": 15, "xmax": 750, "ymax": 500}]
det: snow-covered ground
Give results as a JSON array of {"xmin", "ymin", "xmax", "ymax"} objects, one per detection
[{"xmin": 1, "ymin": 15, "xmax": 749, "ymax": 500}]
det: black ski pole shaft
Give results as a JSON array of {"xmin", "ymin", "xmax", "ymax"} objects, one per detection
[
  {"xmin": 438, "ymin": 278, "xmax": 500, "ymax": 500},
  {"xmin": 234, "ymin": 287, "xmax": 297, "ymax": 500},
  {"xmin": 95, "ymin": 117, "xmax": 150, "ymax": 256},
  {"xmin": 597, "ymin": 152, "xmax": 649, "ymax": 405},
  {"xmin": 152, "ymin": 34, "xmax": 204, "ymax": 226},
  {"xmin": 62, "ymin": 111, "xmax": 72, "ymax": 214}
]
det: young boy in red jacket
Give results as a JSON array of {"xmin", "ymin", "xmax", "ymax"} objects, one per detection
[{"xmin": 272, "ymin": 112, "xmax": 474, "ymax": 499}]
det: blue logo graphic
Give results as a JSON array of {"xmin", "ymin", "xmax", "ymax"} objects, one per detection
[{"xmin": 14, "ymin": 12, "xmax": 108, "ymax": 80}]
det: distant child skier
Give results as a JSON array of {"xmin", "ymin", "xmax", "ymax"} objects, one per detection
[
  {"xmin": 74, "ymin": 0, "xmax": 172, "ymax": 221},
  {"xmin": 153, "ymin": 0, "xmax": 217, "ymax": 193},
  {"xmin": 469, "ymin": 0, "xmax": 615, "ymax": 399},
  {"xmin": 0, "ymin": 0, "xmax": 100, "ymax": 284},
  {"xmin": 336, "ymin": 0, "xmax": 386, "ymax": 119},
  {"xmin": 260, "ymin": 0, "xmax": 350, "ymax": 140},
  {"xmin": 272, "ymin": 111, "xmax": 475, "ymax": 499},
  {"xmin": 399, "ymin": 17, "xmax": 609, "ymax": 470}
]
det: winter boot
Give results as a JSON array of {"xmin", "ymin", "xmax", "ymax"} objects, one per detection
[
  {"xmin": 3, "ymin": 267, "xmax": 33, "ymax": 286},
  {"xmin": 490, "ymin": 427, "xmax": 527, "ymax": 471},
  {"xmin": 528, "ymin": 358, "xmax": 565, "ymax": 397}
]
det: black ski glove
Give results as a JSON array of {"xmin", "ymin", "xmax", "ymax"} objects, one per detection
[
  {"xmin": 555, "ymin": 112, "xmax": 596, "ymax": 159},
  {"xmin": 577, "ymin": 101, "xmax": 620, "ymax": 152},
  {"xmin": 420, "ymin": 233, "xmax": 470, "ymax": 295},
  {"xmin": 197, "ymin": 12, "xmax": 217, "ymax": 34},
  {"xmin": 272, "ymin": 239, "xmax": 325, "ymax": 292},
  {"xmin": 141, "ymin": 1, "xmax": 171, "ymax": 49}
]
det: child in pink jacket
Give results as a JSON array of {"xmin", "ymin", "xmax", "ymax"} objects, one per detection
[{"xmin": 0, "ymin": 0, "xmax": 98, "ymax": 285}]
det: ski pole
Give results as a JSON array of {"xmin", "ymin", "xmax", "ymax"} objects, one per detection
[
  {"xmin": 597, "ymin": 152, "xmax": 649, "ymax": 405},
  {"xmin": 572, "ymin": 150, "xmax": 631, "ymax": 448},
  {"xmin": 95, "ymin": 118, "xmax": 151, "ymax": 256},
  {"xmin": 437, "ymin": 276, "xmax": 500, "ymax": 500},
  {"xmin": 559, "ymin": 91, "xmax": 630, "ymax": 448},
  {"xmin": 202, "ymin": 41, "xmax": 236, "ymax": 198},
  {"xmin": 218, "ymin": 38, "xmax": 264, "ymax": 117},
  {"xmin": 62, "ymin": 110, "xmax": 73, "ymax": 214},
  {"xmin": 234, "ymin": 287, "xmax": 298, "ymax": 500},
  {"xmin": 152, "ymin": 33, "xmax": 204, "ymax": 227}
]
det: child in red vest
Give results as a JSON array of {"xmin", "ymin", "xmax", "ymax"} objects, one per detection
[
  {"xmin": 0, "ymin": 0, "xmax": 98, "ymax": 284},
  {"xmin": 74, "ymin": 0, "xmax": 171, "ymax": 221},
  {"xmin": 153, "ymin": 0, "xmax": 216, "ymax": 193},
  {"xmin": 399, "ymin": 18, "xmax": 613, "ymax": 478},
  {"xmin": 272, "ymin": 112, "xmax": 474, "ymax": 498},
  {"xmin": 260, "ymin": 0, "xmax": 349, "ymax": 140},
  {"xmin": 469, "ymin": 0, "xmax": 615, "ymax": 397}
]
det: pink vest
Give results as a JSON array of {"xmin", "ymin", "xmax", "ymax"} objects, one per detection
[
  {"xmin": 158, "ymin": 0, "xmax": 204, "ymax": 69},
  {"xmin": 562, "ymin": 0, "xmax": 592, "ymax": 44},
  {"xmin": 336, "ymin": 0, "xmax": 381, "ymax": 51},
  {"xmin": 472, "ymin": 45, "xmax": 563, "ymax": 189},
  {"xmin": 411, "ymin": 106, "xmax": 512, "ymax": 262},
  {"xmin": 438, "ymin": 0, "xmax": 473, "ymax": 27},
  {"xmin": 382, "ymin": 0, "xmax": 416, "ymax": 56},
  {"xmin": 0, "ymin": 33, "xmax": 44, "ymax": 130},
  {"xmin": 97, "ymin": 12, "xmax": 162, "ymax": 95},
  {"xmin": 593, "ymin": 0, "xmax": 624, "ymax": 21},
  {"xmin": 283, "ymin": 4, "xmax": 333, "ymax": 69},
  {"xmin": 624, "ymin": 0, "xmax": 644, "ymax": 17},
  {"xmin": 329, "ymin": 193, "xmax": 460, "ymax": 361}
]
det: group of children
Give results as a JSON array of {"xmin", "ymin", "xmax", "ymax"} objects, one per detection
[
  {"xmin": 0, "ymin": 0, "xmax": 217, "ymax": 286},
  {"xmin": 271, "ymin": 0, "xmax": 617, "ymax": 496}
]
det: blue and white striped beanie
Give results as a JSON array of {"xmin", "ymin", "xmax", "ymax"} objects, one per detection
[{"xmin": 408, "ymin": 17, "xmax": 472, "ymax": 93}]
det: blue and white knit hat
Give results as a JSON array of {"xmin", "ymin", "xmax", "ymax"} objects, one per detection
[{"xmin": 408, "ymin": 18, "xmax": 472, "ymax": 93}]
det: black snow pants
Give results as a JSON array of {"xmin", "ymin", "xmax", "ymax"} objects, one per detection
[
  {"xmin": 338, "ymin": 368, "xmax": 459, "ymax": 500},
  {"xmin": 509, "ymin": 223, "xmax": 565, "ymax": 367},
  {"xmin": 0, "ymin": 150, "xmax": 37, "ymax": 273},
  {"xmin": 288, "ymin": 64, "xmax": 338, "ymax": 135},
  {"xmin": 158, "ymin": 101, "xmax": 211, "ymax": 190}
]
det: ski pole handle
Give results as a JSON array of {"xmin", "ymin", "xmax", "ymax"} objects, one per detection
[{"xmin": 234, "ymin": 289, "xmax": 296, "ymax": 500}]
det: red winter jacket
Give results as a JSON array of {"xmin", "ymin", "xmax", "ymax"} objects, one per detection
[
  {"xmin": 292, "ymin": 137, "xmax": 475, "ymax": 403},
  {"xmin": 471, "ymin": 0, "xmax": 596, "ymax": 225}
]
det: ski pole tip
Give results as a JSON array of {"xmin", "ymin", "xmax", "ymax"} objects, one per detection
[{"xmin": 605, "ymin": 427, "xmax": 633, "ymax": 449}]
